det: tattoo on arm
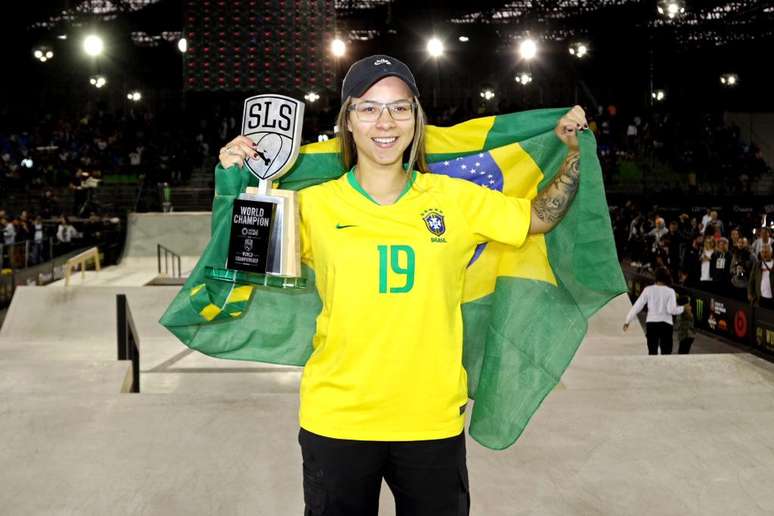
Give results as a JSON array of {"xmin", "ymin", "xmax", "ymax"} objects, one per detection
[{"xmin": 533, "ymin": 151, "xmax": 580, "ymax": 227}]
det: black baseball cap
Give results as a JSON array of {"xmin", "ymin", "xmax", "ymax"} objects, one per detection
[{"xmin": 341, "ymin": 54, "xmax": 420, "ymax": 102}]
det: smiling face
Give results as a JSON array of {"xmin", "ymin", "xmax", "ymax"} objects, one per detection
[{"xmin": 347, "ymin": 76, "xmax": 416, "ymax": 170}]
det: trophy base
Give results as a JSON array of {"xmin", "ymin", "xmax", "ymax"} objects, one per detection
[{"xmin": 205, "ymin": 266, "xmax": 307, "ymax": 289}]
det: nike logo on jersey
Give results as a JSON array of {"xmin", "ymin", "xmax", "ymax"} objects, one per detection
[{"xmin": 336, "ymin": 224, "xmax": 358, "ymax": 229}]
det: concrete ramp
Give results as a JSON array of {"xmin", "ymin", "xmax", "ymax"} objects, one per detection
[{"xmin": 121, "ymin": 211, "xmax": 211, "ymax": 260}]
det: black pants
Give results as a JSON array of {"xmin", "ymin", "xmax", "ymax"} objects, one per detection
[
  {"xmin": 298, "ymin": 427, "xmax": 470, "ymax": 516},
  {"xmin": 678, "ymin": 337, "xmax": 694, "ymax": 354},
  {"xmin": 646, "ymin": 322, "xmax": 673, "ymax": 355}
]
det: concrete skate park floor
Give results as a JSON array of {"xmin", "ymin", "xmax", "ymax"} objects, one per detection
[
  {"xmin": 3, "ymin": 287, "xmax": 774, "ymax": 515},
  {"xmin": 2, "ymin": 211, "xmax": 774, "ymax": 515}
]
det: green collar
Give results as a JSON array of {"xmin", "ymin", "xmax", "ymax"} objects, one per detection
[{"xmin": 347, "ymin": 166, "xmax": 417, "ymax": 206}]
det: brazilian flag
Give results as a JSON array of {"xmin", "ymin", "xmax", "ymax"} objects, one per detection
[{"xmin": 160, "ymin": 107, "xmax": 626, "ymax": 450}]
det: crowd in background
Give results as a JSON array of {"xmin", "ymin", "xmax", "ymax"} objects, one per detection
[
  {"xmin": 0, "ymin": 202, "xmax": 120, "ymax": 268},
  {"xmin": 586, "ymin": 106, "xmax": 769, "ymax": 193},
  {"xmin": 613, "ymin": 203, "xmax": 774, "ymax": 309},
  {"xmin": 0, "ymin": 101, "xmax": 221, "ymax": 194}
]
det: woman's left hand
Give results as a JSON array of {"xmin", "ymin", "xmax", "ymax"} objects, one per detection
[{"xmin": 555, "ymin": 105, "xmax": 588, "ymax": 152}]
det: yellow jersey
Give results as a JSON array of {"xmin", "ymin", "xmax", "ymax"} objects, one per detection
[{"xmin": 297, "ymin": 168, "xmax": 530, "ymax": 441}]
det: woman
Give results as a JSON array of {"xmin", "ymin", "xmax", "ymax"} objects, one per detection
[
  {"xmin": 698, "ymin": 237, "xmax": 715, "ymax": 288},
  {"xmin": 623, "ymin": 266, "xmax": 687, "ymax": 355},
  {"xmin": 218, "ymin": 55, "xmax": 587, "ymax": 516}
]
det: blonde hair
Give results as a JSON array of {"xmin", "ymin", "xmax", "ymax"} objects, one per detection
[{"xmin": 336, "ymin": 96, "xmax": 430, "ymax": 175}]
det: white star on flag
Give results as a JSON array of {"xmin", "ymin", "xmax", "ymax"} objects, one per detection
[{"xmin": 461, "ymin": 164, "xmax": 467, "ymax": 169}]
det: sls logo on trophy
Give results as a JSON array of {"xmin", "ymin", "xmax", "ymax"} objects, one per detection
[
  {"xmin": 242, "ymin": 95, "xmax": 304, "ymax": 181},
  {"xmin": 209, "ymin": 94, "xmax": 306, "ymax": 289}
]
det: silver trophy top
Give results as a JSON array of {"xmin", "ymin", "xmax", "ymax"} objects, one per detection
[{"xmin": 241, "ymin": 94, "xmax": 305, "ymax": 182}]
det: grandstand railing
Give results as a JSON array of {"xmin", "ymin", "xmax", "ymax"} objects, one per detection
[
  {"xmin": 116, "ymin": 294, "xmax": 140, "ymax": 393},
  {"xmin": 157, "ymin": 243, "xmax": 182, "ymax": 278},
  {"xmin": 0, "ymin": 238, "xmax": 54, "ymax": 270}
]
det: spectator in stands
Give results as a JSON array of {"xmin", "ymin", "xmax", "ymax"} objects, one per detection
[
  {"xmin": 710, "ymin": 237, "xmax": 731, "ymax": 294},
  {"xmin": 700, "ymin": 209, "xmax": 712, "ymax": 233},
  {"xmin": 675, "ymin": 295, "xmax": 695, "ymax": 354},
  {"xmin": 628, "ymin": 211, "xmax": 647, "ymax": 266},
  {"xmin": 56, "ymin": 216, "xmax": 81, "ymax": 248},
  {"xmin": 682, "ymin": 234, "xmax": 704, "ymax": 286},
  {"xmin": 648, "ymin": 217, "xmax": 668, "ymax": 244},
  {"xmin": 698, "ymin": 237, "xmax": 715, "ymax": 289},
  {"xmin": 2, "ymin": 215, "xmax": 15, "ymax": 244},
  {"xmin": 751, "ymin": 227, "xmax": 771, "ymax": 259},
  {"xmin": 623, "ymin": 267, "xmax": 687, "ymax": 355},
  {"xmin": 653, "ymin": 237, "xmax": 671, "ymax": 272},
  {"xmin": 730, "ymin": 227, "xmax": 741, "ymax": 247},
  {"xmin": 666, "ymin": 221, "xmax": 684, "ymax": 274},
  {"xmin": 730, "ymin": 237, "xmax": 754, "ymax": 301},
  {"xmin": 30, "ymin": 215, "xmax": 45, "ymax": 265},
  {"xmin": 39, "ymin": 190, "xmax": 61, "ymax": 219},
  {"xmin": 703, "ymin": 210, "xmax": 724, "ymax": 237},
  {"xmin": 748, "ymin": 244, "xmax": 774, "ymax": 310},
  {"xmin": 16, "ymin": 210, "xmax": 31, "ymax": 243}
]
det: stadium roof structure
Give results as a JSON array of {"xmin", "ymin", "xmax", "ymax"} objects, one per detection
[{"xmin": 22, "ymin": 0, "xmax": 774, "ymax": 50}]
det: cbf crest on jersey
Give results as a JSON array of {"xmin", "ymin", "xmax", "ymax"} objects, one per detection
[
  {"xmin": 421, "ymin": 209, "xmax": 446, "ymax": 236},
  {"xmin": 241, "ymin": 94, "xmax": 305, "ymax": 181}
]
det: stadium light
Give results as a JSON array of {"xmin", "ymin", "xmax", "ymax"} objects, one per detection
[
  {"xmin": 720, "ymin": 73, "xmax": 739, "ymax": 87},
  {"xmin": 330, "ymin": 38, "xmax": 346, "ymax": 58},
  {"xmin": 304, "ymin": 92, "xmax": 320, "ymax": 103},
  {"xmin": 569, "ymin": 42, "xmax": 589, "ymax": 58},
  {"xmin": 89, "ymin": 75, "xmax": 107, "ymax": 88},
  {"xmin": 651, "ymin": 89, "xmax": 666, "ymax": 102},
  {"xmin": 33, "ymin": 46, "xmax": 54, "ymax": 62},
  {"xmin": 458, "ymin": 36, "xmax": 469, "ymax": 43},
  {"xmin": 83, "ymin": 34, "xmax": 104, "ymax": 57},
  {"xmin": 518, "ymin": 38, "xmax": 538, "ymax": 60},
  {"xmin": 657, "ymin": 1, "xmax": 685, "ymax": 19},
  {"xmin": 127, "ymin": 91, "xmax": 142, "ymax": 102},
  {"xmin": 57, "ymin": 34, "xmax": 67, "ymax": 40},
  {"xmin": 177, "ymin": 38, "xmax": 188, "ymax": 53},
  {"xmin": 427, "ymin": 37, "xmax": 444, "ymax": 58},
  {"xmin": 480, "ymin": 89, "xmax": 495, "ymax": 101},
  {"xmin": 515, "ymin": 72, "xmax": 533, "ymax": 85}
]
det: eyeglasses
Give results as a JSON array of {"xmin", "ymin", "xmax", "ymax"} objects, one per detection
[{"xmin": 348, "ymin": 100, "xmax": 416, "ymax": 122}]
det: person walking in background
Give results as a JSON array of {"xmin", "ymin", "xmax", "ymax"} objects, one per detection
[
  {"xmin": 623, "ymin": 267, "xmax": 688, "ymax": 355},
  {"xmin": 675, "ymin": 295, "xmax": 696, "ymax": 354}
]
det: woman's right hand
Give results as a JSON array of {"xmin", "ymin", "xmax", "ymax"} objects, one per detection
[{"xmin": 218, "ymin": 136, "xmax": 257, "ymax": 169}]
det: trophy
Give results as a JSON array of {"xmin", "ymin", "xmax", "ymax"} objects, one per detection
[{"xmin": 205, "ymin": 94, "xmax": 306, "ymax": 289}]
